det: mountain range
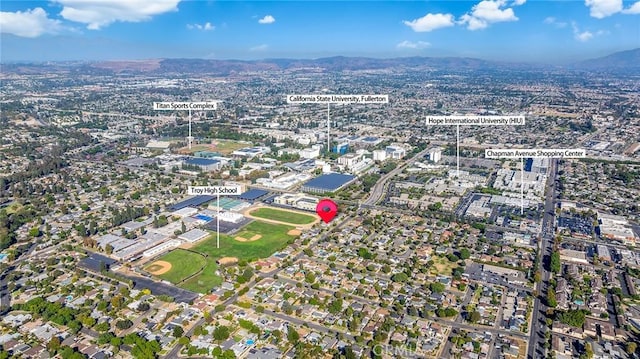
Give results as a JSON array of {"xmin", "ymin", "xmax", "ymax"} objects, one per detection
[{"xmin": 3, "ymin": 48, "xmax": 638, "ymax": 75}]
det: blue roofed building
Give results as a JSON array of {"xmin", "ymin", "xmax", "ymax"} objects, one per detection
[{"xmin": 301, "ymin": 173, "xmax": 356, "ymax": 194}]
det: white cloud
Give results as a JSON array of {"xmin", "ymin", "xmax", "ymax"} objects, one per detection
[
  {"xmin": 250, "ymin": 44, "xmax": 268, "ymax": 51},
  {"xmin": 459, "ymin": 0, "xmax": 519, "ymax": 30},
  {"xmin": 258, "ymin": 15, "xmax": 275, "ymax": 24},
  {"xmin": 584, "ymin": 0, "xmax": 622, "ymax": 18},
  {"xmin": 54, "ymin": 0, "xmax": 180, "ymax": 30},
  {"xmin": 403, "ymin": 13, "xmax": 455, "ymax": 32},
  {"xmin": 187, "ymin": 22, "xmax": 214, "ymax": 31},
  {"xmin": 396, "ymin": 40, "xmax": 431, "ymax": 49},
  {"xmin": 622, "ymin": 1, "xmax": 640, "ymax": 13},
  {"xmin": 543, "ymin": 16, "xmax": 567, "ymax": 28},
  {"xmin": 571, "ymin": 21, "xmax": 605, "ymax": 42},
  {"xmin": 575, "ymin": 30, "xmax": 593, "ymax": 41},
  {"xmin": 0, "ymin": 7, "xmax": 62, "ymax": 37},
  {"xmin": 512, "ymin": 0, "xmax": 526, "ymax": 5}
]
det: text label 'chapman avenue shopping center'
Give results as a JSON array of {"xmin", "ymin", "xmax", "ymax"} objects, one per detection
[
  {"xmin": 153, "ymin": 102, "xmax": 218, "ymax": 111},
  {"xmin": 286, "ymin": 95, "xmax": 389, "ymax": 104},
  {"xmin": 484, "ymin": 148, "xmax": 587, "ymax": 158},
  {"xmin": 426, "ymin": 115, "xmax": 525, "ymax": 126}
]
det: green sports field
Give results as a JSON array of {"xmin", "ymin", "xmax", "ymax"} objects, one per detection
[
  {"xmin": 194, "ymin": 221, "xmax": 297, "ymax": 261},
  {"xmin": 145, "ymin": 221, "xmax": 298, "ymax": 293},
  {"xmin": 249, "ymin": 207, "xmax": 316, "ymax": 225},
  {"xmin": 148, "ymin": 249, "xmax": 206, "ymax": 284}
]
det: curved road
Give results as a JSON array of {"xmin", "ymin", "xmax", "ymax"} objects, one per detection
[{"xmin": 363, "ymin": 147, "xmax": 431, "ymax": 206}]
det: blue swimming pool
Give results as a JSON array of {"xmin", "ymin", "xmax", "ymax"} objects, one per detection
[{"xmin": 0, "ymin": 253, "xmax": 7, "ymax": 261}]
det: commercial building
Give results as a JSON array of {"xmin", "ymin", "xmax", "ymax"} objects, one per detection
[
  {"xmin": 337, "ymin": 153, "xmax": 363, "ymax": 169},
  {"xmin": 559, "ymin": 249, "xmax": 589, "ymax": 264},
  {"xmin": 299, "ymin": 147, "xmax": 320, "ymax": 159},
  {"xmin": 332, "ymin": 142, "xmax": 349, "ymax": 154},
  {"xmin": 385, "ymin": 145, "xmax": 406, "ymax": 159},
  {"xmin": 427, "ymin": 148, "xmax": 442, "ymax": 163},
  {"xmin": 598, "ymin": 213, "xmax": 637, "ymax": 245},
  {"xmin": 372, "ymin": 150, "xmax": 387, "ymax": 162},
  {"xmin": 301, "ymin": 173, "xmax": 356, "ymax": 194}
]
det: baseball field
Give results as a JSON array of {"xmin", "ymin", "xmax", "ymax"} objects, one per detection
[{"xmin": 144, "ymin": 220, "xmax": 300, "ymax": 293}]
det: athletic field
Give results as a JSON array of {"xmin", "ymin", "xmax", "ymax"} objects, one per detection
[
  {"xmin": 144, "ymin": 221, "xmax": 299, "ymax": 293},
  {"xmin": 248, "ymin": 207, "xmax": 316, "ymax": 225}
]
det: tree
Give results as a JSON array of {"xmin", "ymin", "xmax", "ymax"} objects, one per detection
[
  {"xmin": 29, "ymin": 227, "xmax": 41, "ymax": 237},
  {"xmin": 287, "ymin": 327, "xmax": 300, "ymax": 344},
  {"xmin": 116, "ymin": 319, "xmax": 133, "ymax": 330},
  {"xmin": 213, "ymin": 326, "xmax": 230, "ymax": 341},
  {"xmin": 550, "ymin": 251, "xmax": 561, "ymax": 274},
  {"xmin": 626, "ymin": 342, "xmax": 637, "ymax": 355},
  {"xmin": 105, "ymin": 244, "xmax": 113, "ymax": 255},
  {"xmin": 328, "ymin": 298, "xmax": 343, "ymax": 315},
  {"xmin": 459, "ymin": 248, "xmax": 471, "ymax": 260},
  {"xmin": 583, "ymin": 342, "xmax": 593, "ymax": 359},
  {"xmin": 547, "ymin": 290, "xmax": 557, "ymax": 308},
  {"xmin": 47, "ymin": 336, "xmax": 61, "ymax": 353},
  {"xmin": 172, "ymin": 325, "xmax": 184, "ymax": 338},
  {"xmin": 557, "ymin": 310, "xmax": 587, "ymax": 327},
  {"xmin": 430, "ymin": 282, "xmax": 445, "ymax": 293},
  {"xmin": 469, "ymin": 311, "xmax": 481, "ymax": 323}
]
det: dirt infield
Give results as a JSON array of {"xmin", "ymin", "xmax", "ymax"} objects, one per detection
[
  {"xmin": 217, "ymin": 257, "xmax": 239, "ymax": 266},
  {"xmin": 234, "ymin": 234, "xmax": 262, "ymax": 242},
  {"xmin": 287, "ymin": 229, "xmax": 302, "ymax": 236},
  {"xmin": 146, "ymin": 261, "xmax": 172, "ymax": 275}
]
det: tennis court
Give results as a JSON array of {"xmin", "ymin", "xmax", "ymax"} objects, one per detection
[{"xmin": 209, "ymin": 197, "xmax": 250, "ymax": 211}]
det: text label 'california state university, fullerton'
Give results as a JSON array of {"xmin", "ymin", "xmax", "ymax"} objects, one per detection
[{"xmin": 286, "ymin": 95, "xmax": 389, "ymax": 104}]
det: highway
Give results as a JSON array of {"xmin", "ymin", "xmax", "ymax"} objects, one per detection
[
  {"xmin": 362, "ymin": 147, "xmax": 431, "ymax": 206},
  {"xmin": 527, "ymin": 158, "xmax": 558, "ymax": 359}
]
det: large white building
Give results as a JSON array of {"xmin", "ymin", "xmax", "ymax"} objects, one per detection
[
  {"xmin": 299, "ymin": 147, "xmax": 320, "ymax": 159},
  {"xmin": 217, "ymin": 212, "xmax": 245, "ymax": 223},
  {"xmin": 273, "ymin": 193, "xmax": 319, "ymax": 211},
  {"xmin": 598, "ymin": 213, "xmax": 637, "ymax": 245},
  {"xmin": 427, "ymin": 148, "xmax": 442, "ymax": 163},
  {"xmin": 385, "ymin": 145, "xmax": 406, "ymax": 159},
  {"xmin": 337, "ymin": 153, "xmax": 363, "ymax": 168},
  {"xmin": 143, "ymin": 239, "xmax": 181, "ymax": 258},
  {"xmin": 372, "ymin": 150, "xmax": 387, "ymax": 161}
]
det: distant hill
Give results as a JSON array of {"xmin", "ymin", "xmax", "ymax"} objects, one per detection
[
  {"xmin": 573, "ymin": 48, "xmax": 640, "ymax": 71},
  {"xmin": 2, "ymin": 49, "xmax": 639, "ymax": 74}
]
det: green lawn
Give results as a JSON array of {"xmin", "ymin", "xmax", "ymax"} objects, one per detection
[
  {"xmin": 150, "ymin": 249, "xmax": 206, "ymax": 284},
  {"xmin": 193, "ymin": 221, "xmax": 296, "ymax": 261},
  {"xmin": 180, "ymin": 261, "xmax": 222, "ymax": 293},
  {"xmin": 250, "ymin": 207, "xmax": 316, "ymax": 225},
  {"xmin": 213, "ymin": 140, "xmax": 250, "ymax": 154}
]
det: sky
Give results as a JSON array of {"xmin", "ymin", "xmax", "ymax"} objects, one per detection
[{"xmin": 1, "ymin": 0, "xmax": 639, "ymax": 63}]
